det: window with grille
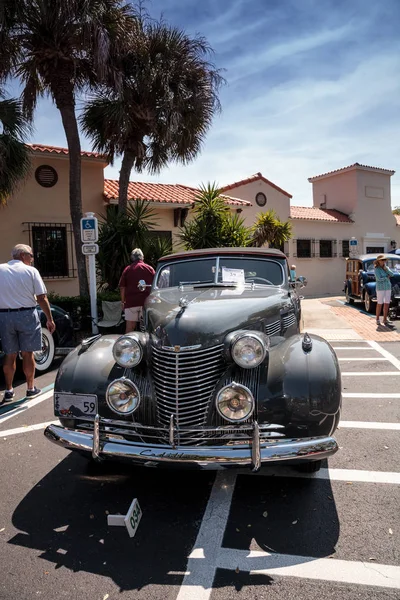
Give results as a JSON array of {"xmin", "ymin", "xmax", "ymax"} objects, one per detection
[
  {"xmin": 23, "ymin": 222, "xmax": 76, "ymax": 278},
  {"xmin": 32, "ymin": 226, "xmax": 68, "ymax": 277},
  {"xmin": 296, "ymin": 239, "xmax": 312, "ymax": 258},
  {"xmin": 341, "ymin": 240, "xmax": 350, "ymax": 258},
  {"xmin": 320, "ymin": 239, "xmax": 333, "ymax": 258}
]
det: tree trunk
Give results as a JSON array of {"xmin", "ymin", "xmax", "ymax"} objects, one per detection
[
  {"xmin": 54, "ymin": 90, "xmax": 89, "ymax": 297},
  {"xmin": 118, "ymin": 150, "xmax": 135, "ymax": 214}
]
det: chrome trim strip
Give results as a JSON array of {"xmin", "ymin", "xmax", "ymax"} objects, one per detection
[
  {"xmin": 45, "ymin": 424, "xmax": 338, "ymax": 469},
  {"xmin": 92, "ymin": 414, "xmax": 100, "ymax": 460},
  {"xmin": 251, "ymin": 421, "xmax": 261, "ymax": 472},
  {"xmin": 169, "ymin": 414, "xmax": 175, "ymax": 448}
]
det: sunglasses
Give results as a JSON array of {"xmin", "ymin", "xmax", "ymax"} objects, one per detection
[{"xmin": 25, "ymin": 252, "xmax": 34, "ymax": 258}]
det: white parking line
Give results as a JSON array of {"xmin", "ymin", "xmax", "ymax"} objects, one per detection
[
  {"xmin": 0, "ymin": 389, "xmax": 53, "ymax": 425},
  {"xmin": 368, "ymin": 340, "xmax": 400, "ymax": 370},
  {"xmin": 338, "ymin": 357, "xmax": 387, "ymax": 361},
  {"xmin": 252, "ymin": 467, "xmax": 400, "ymax": 485},
  {"xmin": 341, "ymin": 372, "xmax": 400, "ymax": 376},
  {"xmin": 177, "ymin": 471, "xmax": 234, "ymax": 600},
  {"xmin": 217, "ymin": 550, "xmax": 400, "ymax": 590},
  {"xmin": 1, "ymin": 421, "xmax": 57, "ymax": 437},
  {"xmin": 177, "ymin": 471, "xmax": 400, "ymax": 599},
  {"xmin": 339, "ymin": 421, "xmax": 400, "ymax": 430},
  {"xmin": 333, "ymin": 347, "xmax": 374, "ymax": 350},
  {"xmin": 343, "ymin": 392, "xmax": 400, "ymax": 398}
]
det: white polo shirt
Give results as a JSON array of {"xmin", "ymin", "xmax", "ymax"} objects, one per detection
[{"xmin": 0, "ymin": 260, "xmax": 47, "ymax": 309}]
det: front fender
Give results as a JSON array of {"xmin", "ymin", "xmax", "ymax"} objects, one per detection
[
  {"xmin": 364, "ymin": 282, "xmax": 376, "ymax": 297},
  {"xmin": 55, "ymin": 334, "xmax": 124, "ymax": 398},
  {"xmin": 258, "ymin": 334, "xmax": 341, "ymax": 434}
]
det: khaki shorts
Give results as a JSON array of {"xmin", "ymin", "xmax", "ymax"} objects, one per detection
[{"xmin": 124, "ymin": 306, "xmax": 143, "ymax": 322}]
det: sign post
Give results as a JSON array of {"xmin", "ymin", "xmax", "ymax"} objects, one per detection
[
  {"xmin": 349, "ymin": 237, "xmax": 358, "ymax": 258},
  {"xmin": 81, "ymin": 213, "xmax": 99, "ymax": 334}
]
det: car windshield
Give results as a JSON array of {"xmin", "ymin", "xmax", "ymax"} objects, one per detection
[
  {"xmin": 156, "ymin": 256, "xmax": 285, "ymax": 288},
  {"xmin": 365, "ymin": 259, "xmax": 400, "ymax": 273}
]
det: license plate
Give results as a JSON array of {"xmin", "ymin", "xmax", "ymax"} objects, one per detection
[{"xmin": 55, "ymin": 392, "xmax": 98, "ymax": 418}]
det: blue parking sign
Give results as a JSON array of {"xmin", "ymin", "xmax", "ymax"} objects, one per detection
[{"xmin": 80, "ymin": 216, "xmax": 98, "ymax": 242}]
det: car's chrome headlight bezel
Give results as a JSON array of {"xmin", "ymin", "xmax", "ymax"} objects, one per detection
[
  {"xmin": 231, "ymin": 332, "xmax": 268, "ymax": 369},
  {"xmin": 216, "ymin": 382, "xmax": 255, "ymax": 423},
  {"xmin": 106, "ymin": 377, "xmax": 141, "ymax": 415},
  {"xmin": 112, "ymin": 334, "xmax": 143, "ymax": 368}
]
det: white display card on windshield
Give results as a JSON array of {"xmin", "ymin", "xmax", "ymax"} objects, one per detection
[{"xmin": 222, "ymin": 267, "xmax": 245, "ymax": 284}]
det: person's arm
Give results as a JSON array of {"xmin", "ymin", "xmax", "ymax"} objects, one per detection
[
  {"xmin": 385, "ymin": 266, "xmax": 394, "ymax": 277},
  {"xmin": 120, "ymin": 286, "xmax": 126, "ymax": 306},
  {"xmin": 374, "ymin": 268, "xmax": 387, "ymax": 283},
  {"xmin": 36, "ymin": 294, "xmax": 56, "ymax": 333}
]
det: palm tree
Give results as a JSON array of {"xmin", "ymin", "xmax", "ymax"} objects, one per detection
[
  {"xmin": 250, "ymin": 209, "xmax": 293, "ymax": 248},
  {"xmin": 0, "ymin": 0, "xmax": 137, "ymax": 295},
  {"xmin": 392, "ymin": 207, "xmax": 400, "ymax": 215},
  {"xmin": 0, "ymin": 94, "xmax": 32, "ymax": 205},
  {"xmin": 81, "ymin": 19, "xmax": 223, "ymax": 214},
  {"xmin": 179, "ymin": 183, "xmax": 251, "ymax": 250}
]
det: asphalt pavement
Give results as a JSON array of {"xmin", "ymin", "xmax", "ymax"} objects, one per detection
[{"xmin": 0, "ymin": 303, "xmax": 399, "ymax": 600}]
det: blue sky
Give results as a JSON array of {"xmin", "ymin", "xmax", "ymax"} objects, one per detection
[{"xmin": 8, "ymin": 0, "xmax": 400, "ymax": 206}]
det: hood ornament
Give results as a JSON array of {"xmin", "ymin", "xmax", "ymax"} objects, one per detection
[{"xmin": 179, "ymin": 296, "xmax": 189, "ymax": 309}]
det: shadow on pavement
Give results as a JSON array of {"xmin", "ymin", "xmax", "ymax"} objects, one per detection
[
  {"xmin": 9, "ymin": 452, "xmax": 340, "ymax": 593},
  {"xmin": 9, "ymin": 453, "xmax": 214, "ymax": 592}
]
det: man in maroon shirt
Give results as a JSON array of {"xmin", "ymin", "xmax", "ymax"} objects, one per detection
[{"xmin": 119, "ymin": 248, "xmax": 155, "ymax": 332}]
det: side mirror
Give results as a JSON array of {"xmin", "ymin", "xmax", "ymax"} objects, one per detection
[{"xmin": 138, "ymin": 279, "xmax": 151, "ymax": 292}]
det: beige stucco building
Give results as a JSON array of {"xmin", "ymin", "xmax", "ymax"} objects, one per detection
[{"xmin": 0, "ymin": 144, "xmax": 398, "ymax": 298}]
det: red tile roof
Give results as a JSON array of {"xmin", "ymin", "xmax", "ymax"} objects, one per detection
[
  {"xmin": 308, "ymin": 163, "xmax": 395, "ymax": 182},
  {"xmin": 27, "ymin": 143, "xmax": 107, "ymax": 161},
  {"xmin": 290, "ymin": 206, "xmax": 353, "ymax": 223},
  {"xmin": 221, "ymin": 172, "xmax": 292, "ymax": 198},
  {"xmin": 103, "ymin": 179, "xmax": 251, "ymax": 207}
]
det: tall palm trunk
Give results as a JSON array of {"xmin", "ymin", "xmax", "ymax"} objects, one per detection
[
  {"xmin": 118, "ymin": 150, "xmax": 135, "ymax": 213},
  {"xmin": 54, "ymin": 87, "xmax": 89, "ymax": 297}
]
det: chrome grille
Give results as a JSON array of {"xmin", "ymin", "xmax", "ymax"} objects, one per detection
[
  {"xmin": 282, "ymin": 312, "xmax": 296, "ymax": 329},
  {"xmin": 265, "ymin": 319, "xmax": 281, "ymax": 336},
  {"xmin": 151, "ymin": 345, "xmax": 226, "ymax": 434}
]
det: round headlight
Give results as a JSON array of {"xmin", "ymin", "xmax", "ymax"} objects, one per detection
[
  {"xmin": 106, "ymin": 378, "xmax": 140, "ymax": 415},
  {"xmin": 231, "ymin": 334, "xmax": 267, "ymax": 369},
  {"xmin": 216, "ymin": 383, "xmax": 254, "ymax": 422},
  {"xmin": 113, "ymin": 335, "xmax": 142, "ymax": 368}
]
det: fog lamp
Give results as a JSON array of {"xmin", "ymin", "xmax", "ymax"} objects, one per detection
[
  {"xmin": 106, "ymin": 378, "xmax": 140, "ymax": 415},
  {"xmin": 216, "ymin": 383, "xmax": 254, "ymax": 422}
]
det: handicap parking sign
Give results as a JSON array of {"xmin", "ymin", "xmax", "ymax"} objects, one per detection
[{"xmin": 80, "ymin": 216, "xmax": 98, "ymax": 242}]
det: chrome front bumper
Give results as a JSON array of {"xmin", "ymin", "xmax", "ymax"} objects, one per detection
[{"xmin": 44, "ymin": 417, "xmax": 338, "ymax": 471}]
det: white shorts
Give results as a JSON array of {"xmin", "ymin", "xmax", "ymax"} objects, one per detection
[
  {"xmin": 376, "ymin": 289, "xmax": 391, "ymax": 304},
  {"xmin": 124, "ymin": 306, "xmax": 143, "ymax": 322}
]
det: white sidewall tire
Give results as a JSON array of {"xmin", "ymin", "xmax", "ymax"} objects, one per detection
[{"xmin": 34, "ymin": 328, "xmax": 55, "ymax": 372}]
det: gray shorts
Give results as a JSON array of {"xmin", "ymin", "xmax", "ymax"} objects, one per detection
[{"xmin": 0, "ymin": 308, "xmax": 42, "ymax": 354}]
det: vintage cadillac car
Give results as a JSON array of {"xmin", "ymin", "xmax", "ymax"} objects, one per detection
[
  {"xmin": 45, "ymin": 248, "xmax": 341, "ymax": 473},
  {"xmin": 344, "ymin": 253, "xmax": 400, "ymax": 316},
  {"xmin": 0, "ymin": 304, "xmax": 75, "ymax": 372}
]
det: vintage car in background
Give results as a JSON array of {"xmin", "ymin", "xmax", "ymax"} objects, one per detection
[
  {"xmin": 45, "ymin": 248, "xmax": 341, "ymax": 473},
  {"xmin": 344, "ymin": 254, "xmax": 400, "ymax": 316},
  {"xmin": 0, "ymin": 304, "xmax": 75, "ymax": 372}
]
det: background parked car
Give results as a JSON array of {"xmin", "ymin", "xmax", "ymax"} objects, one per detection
[
  {"xmin": 0, "ymin": 304, "xmax": 75, "ymax": 372},
  {"xmin": 344, "ymin": 254, "xmax": 400, "ymax": 316}
]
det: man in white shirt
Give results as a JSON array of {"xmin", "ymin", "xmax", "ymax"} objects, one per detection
[{"xmin": 0, "ymin": 244, "xmax": 56, "ymax": 404}]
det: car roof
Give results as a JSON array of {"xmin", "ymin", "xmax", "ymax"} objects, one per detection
[
  {"xmin": 347, "ymin": 253, "xmax": 399, "ymax": 262},
  {"xmin": 158, "ymin": 247, "xmax": 287, "ymax": 262}
]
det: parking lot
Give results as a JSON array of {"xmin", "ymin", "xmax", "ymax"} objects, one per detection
[{"xmin": 0, "ymin": 300, "xmax": 399, "ymax": 600}]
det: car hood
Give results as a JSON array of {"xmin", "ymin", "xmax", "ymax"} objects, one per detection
[{"xmin": 145, "ymin": 286, "xmax": 292, "ymax": 347}]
